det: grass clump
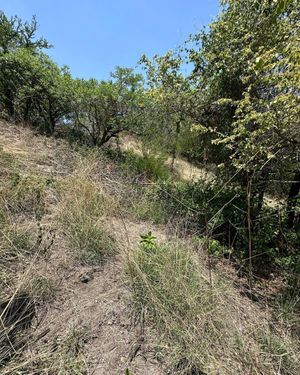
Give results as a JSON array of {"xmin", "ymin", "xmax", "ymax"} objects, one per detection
[
  {"xmin": 28, "ymin": 276, "xmax": 58, "ymax": 303},
  {"xmin": 111, "ymin": 149, "xmax": 172, "ymax": 181},
  {"xmin": 129, "ymin": 186, "xmax": 168, "ymax": 224},
  {"xmin": 1, "ymin": 173, "xmax": 54, "ymax": 219},
  {"xmin": 0, "ymin": 225, "xmax": 36, "ymax": 262},
  {"xmin": 126, "ymin": 234, "xmax": 300, "ymax": 375},
  {"xmin": 1, "ymin": 327, "xmax": 88, "ymax": 374},
  {"xmin": 57, "ymin": 167, "xmax": 116, "ymax": 265}
]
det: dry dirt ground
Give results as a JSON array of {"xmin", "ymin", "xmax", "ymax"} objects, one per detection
[
  {"xmin": 118, "ymin": 135, "xmax": 215, "ymax": 182},
  {"xmin": 1, "ymin": 122, "xmax": 292, "ymax": 375},
  {"xmin": 33, "ymin": 218, "xmax": 167, "ymax": 375},
  {"xmin": 0, "ymin": 122, "xmax": 167, "ymax": 374}
]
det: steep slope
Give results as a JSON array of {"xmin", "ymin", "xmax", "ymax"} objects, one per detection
[
  {"xmin": 0, "ymin": 121, "xmax": 166, "ymax": 374},
  {"xmin": 0, "ymin": 121, "xmax": 299, "ymax": 375}
]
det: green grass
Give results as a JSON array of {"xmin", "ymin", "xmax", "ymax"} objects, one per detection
[
  {"xmin": 129, "ymin": 186, "xmax": 168, "ymax": 224},
  {"xmin": 110, "ymin": 149, "xmax": 172, "ymax": 181},
  {"xmin": 28, "ymin": 276, "xmax": 58, "ymax": 303},
  {"xmin": 1, "ymin": 327, "xmax": 88, "ymax": 374},
  {"xmin": 1, "ymin": 173, "xmax": 54, "ymax": 219}
]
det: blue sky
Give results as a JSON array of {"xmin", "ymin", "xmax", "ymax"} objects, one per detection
[{"xmin": 1, "ymin": 0, "xmax": 219, "ymax": 80}]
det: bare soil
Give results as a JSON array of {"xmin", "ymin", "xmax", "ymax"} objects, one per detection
[{"xmin": 0, "ymin": 122, "xmax": 167, "ymax": 374}]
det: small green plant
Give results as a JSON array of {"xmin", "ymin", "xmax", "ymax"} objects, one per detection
[{"xmin": 140, "ymin": 231, "xmax": 157, "ymax": 251}]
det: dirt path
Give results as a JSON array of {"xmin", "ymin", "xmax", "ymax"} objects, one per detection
[
  {"xmin": 33, "ymin": 217, "xmax": 167, "ymax": 375},
  {"xmin": 118, "ymin": 134, "xmax": 215, "ymax": 182}
]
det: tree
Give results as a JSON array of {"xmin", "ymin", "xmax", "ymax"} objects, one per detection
[
  {"xmin": 0, "ymin": 12, "xmax": 50, "ymax": 53},
  {"xmin": 0, "ymin": 48, "xmax": 72, "ymax": 133},
  {"xmin": 188, "ymin": 0, "xmax": 300, "ymax": 224},
  {"xmin": 140, "ymin": 52, "xmax": 194, "ymax": 165},
  {"xmin": 72, "ymin": 67, "xmax": 144, "ymax": 146}
]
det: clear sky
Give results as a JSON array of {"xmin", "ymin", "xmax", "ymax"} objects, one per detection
[{"xmin": 1, "ymin": 0, "xmax": 219, "ymax": 80}]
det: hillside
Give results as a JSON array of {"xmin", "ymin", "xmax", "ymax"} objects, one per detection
[
  {"xmin": 0, "ymin": 121, "xmax": 299, "ymax": 375},
  {"xmin": 1, "ymin": 2, "xmax": 300, "ymax": 373}
]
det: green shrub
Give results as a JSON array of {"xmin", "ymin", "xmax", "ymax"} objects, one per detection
[
  {"xmin": 111, "ymin": 149, "xmax": 172, "ymax": 181},
  {"xmin": 149, "ymin": 179, "xmax": 298, "ymax": 279}
]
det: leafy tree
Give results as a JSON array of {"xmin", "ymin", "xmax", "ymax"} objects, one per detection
[
  {"xmin": 188, "ymin": 0, "xmax": 300, "ymax": 225},
  {"xmin": 71, "ymin": 67, "xmax": 144, "ymax": 146},
  {"xmin": 0, "ymin": 48, "xmax": 72, "ymax": 133},
  {"xmin": 140, "ymin": 52, "xmax": 194, "ymax": 165},
  {"xmin": 0, "ymin": 11, "xmax": 50, "ymax": 53}
]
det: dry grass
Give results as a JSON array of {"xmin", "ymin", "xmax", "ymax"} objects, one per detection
[
  {"xmin": 56, "ymin": 156, "xmax": 117, "ymax": 265},
  {"xmin": 126, "ymin": 238, "xmax": 300, "ymax": 375},
  {"xmin": 1, "ymin": 123, "xmax": 299, "ymax": 374},
  {"xmin": 0, "ymin": 326, "xmax": 89, "ymax": 374}
]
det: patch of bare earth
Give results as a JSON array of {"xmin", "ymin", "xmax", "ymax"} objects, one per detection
[
  {"xmin": 0, "ymin": 121, "xmax": 166, "ymax": 374},
  {"xmin": 118, "ymin": 134, "xmax": 215, "ymax": 182},
  {"xmin": 36, "ymin": 218, "xmax": 166, "ymax": 375}
]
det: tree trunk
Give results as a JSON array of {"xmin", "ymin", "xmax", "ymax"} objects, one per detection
[
  {"xmin": 171, "ymin": 120, "xmax": 181, "ymax": 171},
  {"xmin": 255, "ymin": 167, "xmax": 270, "ymax": 217},
  {"xmin": 287, "ymin": 169, "xmax": 300, "ymax": 229}
]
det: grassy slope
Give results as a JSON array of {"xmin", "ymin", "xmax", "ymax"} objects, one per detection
[{"xmin": 0, "ymin": 121, "xmax": 299, "ymax": 375}]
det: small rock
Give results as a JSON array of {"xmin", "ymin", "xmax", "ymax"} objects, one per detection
[{"xmin": 79, "ymin": 272, "xmax": 94, "ymax": 283}]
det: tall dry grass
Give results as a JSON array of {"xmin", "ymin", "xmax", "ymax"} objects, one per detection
[
  {"xmin": 126, "ymin": 238, "xmax": 300, "ymax": 375},
  {"xmin": 56, "ymin": 156, "xmax": 117, "ymax": 265}
]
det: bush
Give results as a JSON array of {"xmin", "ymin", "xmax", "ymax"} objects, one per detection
[
  {"xmin": 148, "ymin": 179, "xmax": 299, "ymax": 278},
  {"xmin": 110, "ymin": 149, "xmax": 172, "ymax": 181}
]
